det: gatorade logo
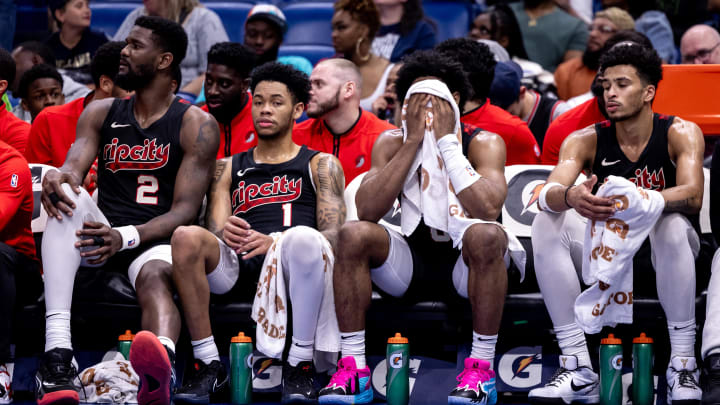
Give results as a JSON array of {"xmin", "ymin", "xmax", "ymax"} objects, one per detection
[
  {"xmin": 390, "ymin": 353, "xmax": 403, "ymax": 369},
  {"xmin": 497, "ymin": 346, "xmax": 543, "ymax": 389},
  {"xmin": 611, "ymin": 355, "xmax": 623, "ymax": 370}
]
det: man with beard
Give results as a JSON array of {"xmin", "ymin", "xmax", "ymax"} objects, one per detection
[
  {"xmin": 529, "ymin": 42, "xmax": 705, "ymax": 405},
  {"xmin": 36, "ymin": 16, "xmax": 219, "ymax": 405},
  {"xmin": 170, "ymin": 62, "xmax": 346, "ymax": 404},
  {"xmin": 293, "ymin": 58, "xmax": 395, "ymax": 185},
  {"xmin": 200, "ymin": 42, "xmax": 257, "ymax": 158},
  {"xmin": 554, "ymin": 7, "xmax": 634, "ymax": 100}
]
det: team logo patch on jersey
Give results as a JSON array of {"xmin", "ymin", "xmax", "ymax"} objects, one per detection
[
  {"xmin": 10, "ymin": 174, "xmax": 18, "ymax": 188},
  {"xmin": 355, "ymin": 154, "xmax": 366, "ymax": 168},
  {"xmin": 103, "ymin": 138, "xmax": 171, "ymax": 172},
  {"xmin": 232, "ymin": 176, "xmax": 302, "ymax": 214}
]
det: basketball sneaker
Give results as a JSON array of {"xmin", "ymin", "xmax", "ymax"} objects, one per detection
[
  {"xmin": 318, "ymin": 356, "xmax": 372, "ymax": 404},
  {"xmin": 0, "ymin": 363, "xmax": 12, "ymax": 404},
  {"xmin": 174, "ymin": 360, "xmax": 228, "ymax": 404},
  {"xmin": 667, "ymin": 356, "xmax": 702, "ymax": 405},
  {"xmin": 282, "ymin": 361, "xmax": 317, "ymax": 404},
  {"xmin": 130, "ymin": 331, "xmax": 175, "ymax": 405},
  {"xmin": 528, "ymin": 355, "xmax": 599, "ymax": 404},
  {"xmin": 702, "ymin": 353, "xmax": 720, "ymax": 405},
  {"xmin": 35, "ymin": 348, "xmax": 81, "ymax": 405},
  {"xmin": 448, "ymin": 358, "xmax": 497, "ymax": 405}
]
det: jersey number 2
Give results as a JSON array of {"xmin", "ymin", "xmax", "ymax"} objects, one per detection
[{"xmin": 136, "ymin": 175, "xmax": 159, "ymax": 205}]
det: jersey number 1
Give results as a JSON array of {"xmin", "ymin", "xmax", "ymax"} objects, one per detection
[
  {"xmin": 282, "ymin": 203, "xmax": 292, "ymax": 226},
  {"xmin": 136, "ymin": 175, "xmax": 159, "ymax": 205}
]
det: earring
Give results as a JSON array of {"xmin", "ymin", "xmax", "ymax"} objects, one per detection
[{"xmin": 355, "ymin": 37, "xmax": 371, "ymax": 63}]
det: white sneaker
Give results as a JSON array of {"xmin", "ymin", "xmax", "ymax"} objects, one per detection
[
  {"xmin": 0, "ymin": 363, "xmax": 12, "ymax": 404},
  {"xmin": 528, "ymin": 355, "xmax": 599, "ymax": 404},
  {"xmin": 667, "ymin": 356, "xmax": 701, "ymax": 404}
]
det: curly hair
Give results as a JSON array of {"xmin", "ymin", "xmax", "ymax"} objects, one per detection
[
  {"xmin": 250, "ymin": 62, "xmax": 310, "ymax": 104},
  {"xmin": 208, "ymin": 42, "xmax": 256, "ymax": 79},
  {"xmin": 435, "ymin": 38, "xmax": 496, "ymax": 101},
  {"xmin": 334, "ymin": 0, "xmax": 381, "ymax": 41},
  {"xmin": 394, "ymin": 49, "xmax": 471, "ymax": 108},
  {"xmin": 134, "ymin": 16, "xmax": 189, "ymax": 68},
  {"xmin": 90, "ymin": 41, "xmax": 124, "ymax": 87},
  {"xmin": 599, "ymin": 41, "xmax": 663, "ymax": 89},
  {"xmin": 0, "ymin": 48, "xmax": 15, "ymax": 86},
  {"xmin": 18, "ymin": 64, "xmax": 63, "ymax": 99}
]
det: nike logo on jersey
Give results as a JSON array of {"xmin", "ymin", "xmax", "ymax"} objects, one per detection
[
  {"xmin": 111, "ymin": 122, "xmax": 131, "ymax": 128},
  {"xmin": 601, "ymin": 158, "xmax": 621, "ymax": 166},
  {"xmin": 237, "ymin": 168, "xmax": 255, "ymax": 177},
  {"xmin": 570, "ymin": 380, "xmax": 596, "ymax": 392}
]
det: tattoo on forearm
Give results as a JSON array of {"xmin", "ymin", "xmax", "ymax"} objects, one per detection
[
  {"xmin": 665, "ymin": 198, "xmax": 692, "ymax": 213},
  {"xmin": 316, "ymin": 156, "xmax": 347, "ymax": 232},
  {"xmin": 210, "ymin": 159, "xmax": 227, "ymax": 192}
]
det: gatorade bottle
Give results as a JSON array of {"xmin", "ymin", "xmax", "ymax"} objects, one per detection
[
  {"xmin": 600, "ymin": 334, "xmax": 623, "ymax": 405},
  {"xmin": 632, "ymin": 333, "xmax": 654, "ymax": 405},
  {"xmin": 117, "ymin": 330, "xmax": 134, "ymax": 360},
  {"xmin": 386, "ymin": 333, "xmax": 409, "ymax": 405},
  {"xmin": 229, "ymin": 332, "xmax": 253, "ymax": 404}
]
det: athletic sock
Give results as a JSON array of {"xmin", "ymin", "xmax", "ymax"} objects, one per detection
[
  {"xmin": 555, "ymin": 323, "xmax": 593, "ymax": 369},
  {"xmin": 668, "ymin": 320, "xmax": 696, "ymax": 358},
  {"xmin": 470, "ymin": 331, "xmax": 497, "ymax": 367},
  {"xmin": 45, "ymin": 311, "xmax": 72, "ymax": 352},
  {"xmin": 157, "ymin": 336, "xmax": 175, "ymax": 356},
  {"xmin": 191, "ymin": 336, "xmax": 220, "ymax": 365},
  {"xmin": 287, "ymin": 337, "xmax": 314, "ymax": 367},
  {"xmin": 340, "ymin": 331, "xmax": 366, "ymax": 369}
]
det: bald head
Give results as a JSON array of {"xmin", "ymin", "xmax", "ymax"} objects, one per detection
[
  {"xmin": 680, "ymin": 25, "xmax": 720, "ymax": 64},
  {"xmin": 307, "ymin": 58, "xmax": 363, "ymax": 118},
  {"xmin": 318, "ymin": 58, "xmax": 362, "ymax": 89}
]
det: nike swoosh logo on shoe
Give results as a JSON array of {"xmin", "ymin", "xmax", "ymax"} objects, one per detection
[{"xmin": 571, "ymin": 380, "xmax": 596, "ymax": 392}]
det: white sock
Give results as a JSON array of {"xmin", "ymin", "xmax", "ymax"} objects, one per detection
[
  {"xmin": 158, "ymin": 336, "xmax": 175, "ymax": 355},
  {"xmin": 192, "ymin": 336, "xmax": 220, "ymax": 365},
  {"xmin": 340, "ymin": 331, "xmax": 366, "ymax": 369},
  {"xmin": 287, "ymin": 337, "xmax": 314, "ymax": 367},
  {"xmin": 470, "ymin": 331, "xmax": 497, "ymax": 367},
  {"xmin": 668, "ymin": 320, "xmax": 696, "ymax": 358},
  {"xmin": 45, "ymin": 311, "xmax": 72, "ymax": 351},
  {"xmin": 555, "ymin": 323, "xmax": 593, "ymax": 369}
]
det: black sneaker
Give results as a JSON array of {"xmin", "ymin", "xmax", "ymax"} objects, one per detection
[
  {"xmin": 703, "ymin": 353, "xmax": 720, "ymax": 405},
  {"xmin": 35, "ymin": 348, "xmax": 81, "ymax": 405},
  {"xmin": 282, "ymin": 361, "xmax": 317, "ymax": 404},
  {"xmin": 174, "ymin": 360, "xmax": 228, "ymax": 404}
]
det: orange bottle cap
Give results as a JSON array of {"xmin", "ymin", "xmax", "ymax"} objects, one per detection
[
  {"xmin": 231, "ymin": 332, "xmax": 252, "ymax": 343},
  {"xmin": 118, "ymin": 330, "xmax": 135, "ymax": 341},
  {"xmin": 601, "ymin": 333, "xmax": 622, "ymax": 345},
  {"xmin": 633, "ymin": 333, "xmax": 653, "ymax": 344},
  {"xmin": 388, "ymin": 333, "xmax": 408, "ymax": 344}
]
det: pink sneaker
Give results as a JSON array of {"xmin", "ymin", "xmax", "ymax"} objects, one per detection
[
  {"xmin": 318, "ymin": 356, "xmax": 373, "ymax": 404},
  {"xmin": 448, "ymin": 358, "xmax": 497, "ymax": 405}
]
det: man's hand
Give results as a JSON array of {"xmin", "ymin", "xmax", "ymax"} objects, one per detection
[
  {"xmin": 41, "ymin": 169, "xmax": 83, "ymax": 220},
  {"xmin": 404, "ymin": 93, "xmax": 431, "ymax": 145},
  {"xmin": 236, "ymin": 230, "xmax": 274, "ymax": 259},
  {"xmin": 566, "ymin": 175, "xmax": 615, "ymax": 220},
  {"xmin": 222, "ymin": 216, "xmax": 273, "ymax": 259},
  {"xmin": 371, "ymin": 96, "xmax": 388, "ymax": 117},
  {"xmin": 75, "ymin": 221, "xmax": 122, "ymax": 264},
  {"xmin": 430, "ymin": 96, "xmax": 456, "ymax": 141}
]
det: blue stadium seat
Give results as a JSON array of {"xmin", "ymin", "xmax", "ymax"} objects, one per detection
[
  {"xmin": 423, "ymin": 1, "xmax": 471, "ymax": 43},
  {"xmin": 205, "ymin": 2, "xmax": 255, "ymax": 43},
  {"xmin": 281, "ymin": 2, "xmax": 334, "ymax": 47},
  {"xmin": 90, "ymin": 2, "xmax": 138, "ymax": 39},
  {"xmin": 278, "ymin": 44, "xmax": 335, "ymax": 66}
]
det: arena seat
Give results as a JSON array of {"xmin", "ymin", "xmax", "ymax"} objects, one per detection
[
  {"xmin": 423, "ymin": 1, "xmax": 471, "ymax": 43},
  {"xmin": 205, "ymin": 2, "xmax": 255, "ymax": 44},
  {"xmin": 281, "ymin": 2, "xmax": 334, "ymax": 47},
  {"xmin": 278, "ymin": 44, "xmax": 335, "ymax": 66},
  {"xmin": 655, "ymin": 64, "xmax": 720, "ymax": 136},
  {"xmin": 90, "ymin": 2, "xmax": 139, "ymax": 39}
]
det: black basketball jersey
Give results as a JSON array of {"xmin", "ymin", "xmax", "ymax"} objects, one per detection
[
  {"xmin": 230, "ymin": 146, "xmax": 319, "ymax": 236},
  {"xmin": 528, "ymin": 95, "xmax": 561, "ymax": 148},
  {"xmin": 97, "ymin": 96, "xmax": 189, "ymax": 226},
  {"xmin": 591, "ymin": 113, "xmax": 676, "ymax": 192}
]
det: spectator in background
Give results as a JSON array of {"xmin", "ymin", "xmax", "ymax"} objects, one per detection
[
  {"xmin": 17, "ymin": 64, "xmax": 65, "ymax": 123},
  {"xmin": 201, "ymin": 42, "xmax": 257, "ymax": 159},
  {"xmin": 680, "ymin": 25, "xmax": 720, "ymax": 64},
  {"xmin": 45, "ymin": 0, "xmax": 108, "ymax": 85},
  {"xmin": 0, "ymin": 0, "xmax": 15, "ymax": 52},
  {"xmin": 489, "ymin": 60, "xmax": 569, "ymax": 148},
  {"xmin": 371, "ymin": 0, "xmax": 436, "ymax": 63},
  {"xmin": 470, "ymin": 4, "xmax": 529, "ymax": 61},
  {"xmin": 0, "ymin": 49, "xmax": 30, "ymax": 154},
  {"xmin": 113, "ymin": 0, "xmax": 229, "ymax": 96},
  {"xmin": 510, "ymin": 0, "xmax": 588, "ymax": 72},
  {"xmin": 370, "ymin": 62, "xmax": 401, "ymax": 124},
  {"xmin": 332, "ymin": 0, "xmax": 395, "ymax": 112},
  {"xmin": 11, "ymin": 41, "xmax": 90, "ymax": 122},
  {"xmin": 436, "ymin": 38, "xmax": 541, "ymax": 165},
  {"xmin": 554, "ymin": 7, "xmax": 634, "ymax": 100}
]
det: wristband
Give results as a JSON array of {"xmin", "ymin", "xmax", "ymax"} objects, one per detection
[
  {"xmin": 114, "ymin": 225, "xmax": 140, "ymax": 251},
  {"xmin": 564, "ymin": 185, "xmax": 573, "ymax": 208},
  {"xmin": 437, "ymin": 134, "xmax": 480, "ymax": 193},
  {"xmin": 538, "ymin": 182, "xmax": 564, "ymax": 213}
]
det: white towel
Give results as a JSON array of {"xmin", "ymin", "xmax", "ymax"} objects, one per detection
[
  {"xmin": 574, "ymin": 176, "xmax": 665, "ymax": 333},
  {"xmin": 78, "ymin": 360, "xmax": 138, "ymax": 403},
  {"xmin": 250, "ymin": 231, "xmax": 339, "ymax": 358},
  {"xmin": 399, "ymin": 79, "xmax": 526, "ymax": 276}
]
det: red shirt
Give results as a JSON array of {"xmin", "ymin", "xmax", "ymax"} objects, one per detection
[
  {"xmin": 541, "ymin": 97, "xmax": 606, "ymax": 165},
  {"xmin": 25, "ymin": 97, "xmax": 87, "ymax": 166},
  {"xmin": 462, "ymin": 100, "xmax": 541, "ymax": 165},
  {"xmin": 0, "ymin": 105, "xmax": 31, "ymax": 154},
  {"xmin": 293, "ymin": 109, "xmax": 396, "ymax": 185},
  {"xmin": 0, "ymin": 140, "xmax": 36, "ymax": 261},
  {"xmin": 201, "ymin": 99, "xmax": 256, "ymax": 159}
]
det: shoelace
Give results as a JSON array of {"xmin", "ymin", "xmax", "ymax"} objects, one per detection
[
  {"xmin": 456, "ymin": 367, "xmax": 489, "ymax": 387},
  {"xmin": 327, "ymin": 365, "xmax": 355, "ymax": 387},
  {"xmin": 49, "ymin": 361, "xmax": 86, "ymax": 399},
  {"xmin": 184, "ymin": 362, "xmax": 215, "ymax": 389},
  {"xmin": 286, "ymin": 364, "xmax": 313, "ymax": 388},
  {"xmin": 546, "ymin": 368, "xmax": 572, "ymax": 387},
  {"xmin": 678, "ymin": 369, "xmax": 699, "ymax": 388}
]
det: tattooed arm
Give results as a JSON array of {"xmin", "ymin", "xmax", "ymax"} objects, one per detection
[
  {"xmin": 206, "ymin": 157, "xmax": 232, "ymax": 238},
  {"xmin": 311, "ymin": 153, "xmax": 347, "ymax": 251}
]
